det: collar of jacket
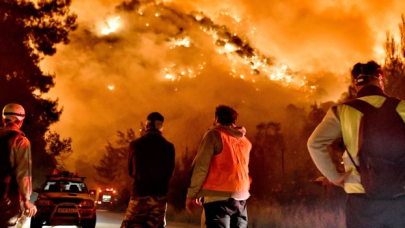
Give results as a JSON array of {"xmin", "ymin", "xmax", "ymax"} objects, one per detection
[
  {"xmin": 357, "ymin": 85, "xmax": 387, "ymax": 98},
  {"xmin": 145, "ymin": 129, "xmax": 162, "ymax": 135}
]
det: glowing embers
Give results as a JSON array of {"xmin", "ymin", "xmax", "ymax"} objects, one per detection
[
  {"xmin": 94, "ymin": 1, "xmax": 315, "ymax": 91},
  {"xmin": 192, "ymin": 11, "xmax": 311, "ymax": 89},
  {"xmin": 101, "ymin": 16, "xmax": 121, "ymax": 35},
  {"xmin": 220, "ymin": 11, "xmax": 242, "ymax": 24},
  {"xmin": 169, "ymin": 37, "xmax": 191, "ymax": 49},
  {"xmin": 164, "ymin": 62, "xmax": 206, "ymax": 81}
]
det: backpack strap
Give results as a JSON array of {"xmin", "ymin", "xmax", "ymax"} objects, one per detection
[
  {"xmin": 344, "ymin": 98, "xmax": 376, "ymax": 114},
  {"xmin": 381, "ymin": 97, "xmax": 401, "ymax": 111},
  {"xmin": 345, "ymin": 97, "xmax": 401, "ymax": 114}
]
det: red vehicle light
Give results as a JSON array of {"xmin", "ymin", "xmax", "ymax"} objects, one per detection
[{"xmin": 79, "ymin": 200, "xmax": 94, "ymax": 208}]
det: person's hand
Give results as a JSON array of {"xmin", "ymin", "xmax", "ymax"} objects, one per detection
[
  {"xmin": 185, "ymin": 198, "xmax": 202, "ymax": 214},
  {"xmin": 331, "ymin": 170, "xmax": 352, "ymax": 188},
  {"xmin": 23, "ymin": 200, "xmax": 37, "ymax": 217}
]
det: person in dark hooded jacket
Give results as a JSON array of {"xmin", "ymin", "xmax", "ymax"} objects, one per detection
[{"xmin": 121, "ymin": 112, "xmax": 175, "ymax": 228}]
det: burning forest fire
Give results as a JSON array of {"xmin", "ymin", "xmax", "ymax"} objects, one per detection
[
  {"xmin": 12, "ymin": 0, "xmax": 405, "ymax": 226},
  {"xmin": 98, "ymin": 0, "xmax": 314, "ymax": 91},
  {"xmin": 40, "ymin": 0, "xmax": 403, "ymax": 186}
]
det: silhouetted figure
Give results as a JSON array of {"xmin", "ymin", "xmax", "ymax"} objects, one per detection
[{"xmin": 121, "ymin": 112, "xmax": 175, "ymax": 228}]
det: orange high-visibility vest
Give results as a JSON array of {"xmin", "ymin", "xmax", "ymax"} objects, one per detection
[{"xmin": 201, "ymin": 130, "xmax": 252, "ymax": 192}]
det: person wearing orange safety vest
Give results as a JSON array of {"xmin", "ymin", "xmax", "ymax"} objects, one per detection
[
  {"xmin": 308, "ymin": 61, "xmax": 405, "ymax": 228},
  {"xmin": 186, "ymin": 105, "xmax": 252, "ymax": 228}
]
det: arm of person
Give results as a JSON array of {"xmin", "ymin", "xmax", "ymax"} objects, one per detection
[
  {"xmin": 168, "ymin": 143, "xmax": 175, "ymax": 179},
  {"xmin": 186, "ymin": 130, "xmax": 220, "ymax": 198},
  {"xmin": 128, "ymin": 141, "xmax": 136, "ymax": 178},
  {"xmin": 186, "ymin": 130, "xmax": 221, "ymax": 212},
  {"xmin": 13, "ymin": 135, "xmax": 36, "ymax": 216},
  {"xmin": 307, "ymin": 107, "xmax": 347, "ymax": 185}
]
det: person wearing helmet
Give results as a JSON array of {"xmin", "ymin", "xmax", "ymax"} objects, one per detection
[{"xmin": 0, "ymin": 103, "xmax": 37, "ymax": 227}]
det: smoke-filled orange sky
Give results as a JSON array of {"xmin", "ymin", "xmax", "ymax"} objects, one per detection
[{"xmin": 39, "ymin": 0, "xmax": 404, "ymax": 179}]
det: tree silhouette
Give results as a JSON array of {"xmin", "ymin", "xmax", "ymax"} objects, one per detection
[
  {"xmin": 45, "ymin": 131, "xmax": 73, "ymax": 170},
  {"xmin": 383, "ymin": 14, "xmax": 405, "ymax": 99},
  {"xmin": 0, "ymin": 0, "xmax": 77, "ymax": 183},
  {"xmin": 250, "ymin": 121, "xmax": 286, "ymax": 198},
  {"xmin": 94, "ymin": 129, "xmax": 136, "ymax": 208}
]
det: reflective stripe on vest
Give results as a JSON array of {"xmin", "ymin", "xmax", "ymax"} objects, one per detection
[
  {"xmin": 341, "ymin": 155, "xmax": 364, "ymax": 193},
  {"xmin": 201, "ymin": 130, "xmax": 251, "ymax": 192}
]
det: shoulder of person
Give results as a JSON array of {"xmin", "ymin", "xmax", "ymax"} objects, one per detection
[
  {"xmin": 206, "ymin": 128, "xmax": 221, "ymax": 135},
  {"xmin": 161, "ymin": 136, "xmax": 175, "ymax": 148},
  {"xmin": 129, "ymin": 137, "xmax": 143, "ymax": 146},
  {"xmin": 10, "ymin": 130, "xmax": 30, "ymax": 146}
]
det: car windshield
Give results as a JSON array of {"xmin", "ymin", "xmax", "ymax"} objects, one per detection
[{"xmin": 43, "ymin": 181, "xmax": 88, "ymax": 193}]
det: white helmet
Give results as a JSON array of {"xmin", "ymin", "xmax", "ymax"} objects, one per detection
[{"xmin": 2, "ymin": 103, "xmax": 25, "ymax": 122}]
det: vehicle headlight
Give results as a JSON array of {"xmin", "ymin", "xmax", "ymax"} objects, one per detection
[
  {"xmin": 80, "ymin": 200, "xmax": 94, "ymax": 208},
  {"xmin": 37, "ymin": 199, "xmax": 53, "ymax": 206}
]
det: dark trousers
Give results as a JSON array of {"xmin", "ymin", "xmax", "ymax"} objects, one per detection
[
  {"xmin": 203, "ymin": 199, "xmax": 248, "ymax": 228},
  {"xmin": 346, "ymin": 194, "xmax": 405, "ymax": 228}
]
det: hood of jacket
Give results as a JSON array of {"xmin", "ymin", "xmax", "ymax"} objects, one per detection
[{"xmin": 208, "ymin": 124, "xmax": 246, "ymax": 138}]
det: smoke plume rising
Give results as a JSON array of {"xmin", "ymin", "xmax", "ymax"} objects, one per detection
[{"xmin": 39, "ymin": 0, "xmax": 404, "ymax": 183}]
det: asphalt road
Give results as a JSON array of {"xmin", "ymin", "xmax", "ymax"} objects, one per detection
[{"xmin": 23, "ymin": 210, "xmax": 198, "ymax": 228}]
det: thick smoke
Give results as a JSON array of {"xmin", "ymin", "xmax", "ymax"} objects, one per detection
[{"xmin": 40, "ymin": 0, "xmax": 403, "ymax": 182}]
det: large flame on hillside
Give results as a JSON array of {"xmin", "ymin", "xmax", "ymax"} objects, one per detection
[
  {"xmin": 101, "ymin": 16, "xmax": 121, "ymax": 35},
  {"xmin": 99, "ymin": 1, "xmax": 314, "ymax": 92}
]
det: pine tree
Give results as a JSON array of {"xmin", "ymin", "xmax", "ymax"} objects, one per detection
[
  {"xmin": 94, "ymin": 129, "xmax": 136, "ymax": 208},
  {"xmin": 250, "ymin": 121, "xmax": 286, "ymax": 199},
  {"xmin": 45, "ymin": 131, "xmax": 73, "ymax": 170},
  {"xmin": 383, "ymin": 14, "xmax": 405, "ymax": 99},
  {"xmin": 0, "ymin": 0, "xmax": 77, "ymax": 183}
]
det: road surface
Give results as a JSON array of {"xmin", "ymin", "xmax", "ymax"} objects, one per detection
[{"xmin": 23, "ymin": 209, "xmax": 199, "ymax": 228}]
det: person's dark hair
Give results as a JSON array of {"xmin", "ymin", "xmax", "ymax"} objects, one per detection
[
  {"xmin": 147, "ymin": 112, "xmax": 164, "ymax": 122},
  {"xmin": 351, "ymin": 60, "xmax": 383, "ymax": 85},
  {"xmin": 146, "ymin": 112, "xmax": 164, "ymax": 129},
  {"xmin": 215, "ymin": 105, "xmax": 238, "ymax": 125}
]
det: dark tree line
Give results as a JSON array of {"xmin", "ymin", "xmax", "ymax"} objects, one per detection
[
  {"xmin": 0, "ymin": 0, "xmax": 77, "ymax": 184},
  {"xmin": 93, "ymin": 103, "xmax": 335, "ymax": 211},
  {"xmin": 248, "ymin": 103, "xmax": 338, "ymax": 204}
]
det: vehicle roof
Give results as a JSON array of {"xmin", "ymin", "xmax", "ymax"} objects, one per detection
[
  {"xmin": 45, "ymin": 172, "xmax": 86, "ymax": 182},
  {"xmin": 46, "ymin": 177, "xmax": 86, "ymax": 182}
]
